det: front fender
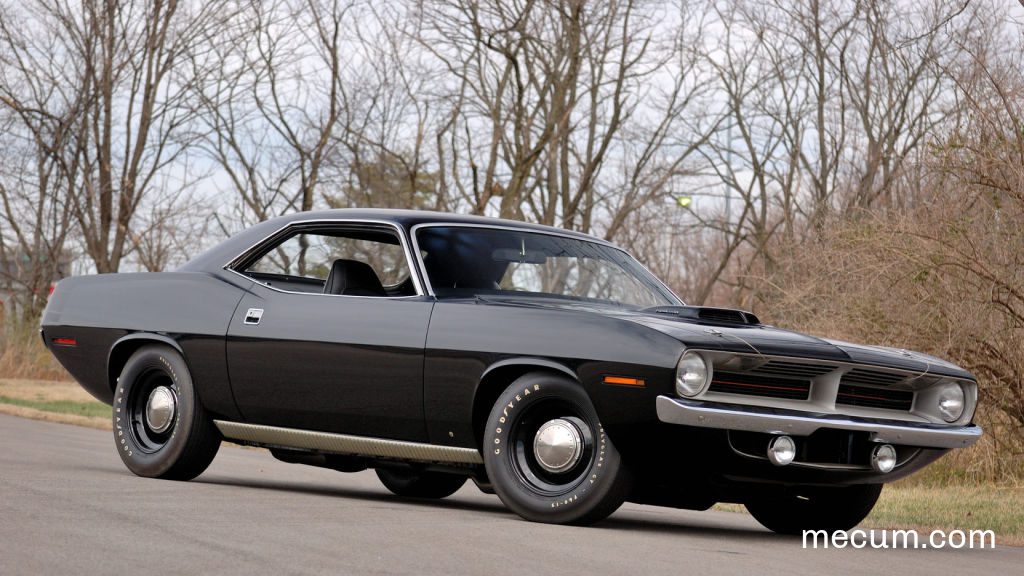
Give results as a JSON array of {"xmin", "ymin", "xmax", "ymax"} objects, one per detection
[{"xmin": 479, "ymin": 357, "xmax": 578, "ymax": 383}]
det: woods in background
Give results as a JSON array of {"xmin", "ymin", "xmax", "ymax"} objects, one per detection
[{"xmin": 1, "ymin": 0, "xmax": 1022, "ymax": 478}]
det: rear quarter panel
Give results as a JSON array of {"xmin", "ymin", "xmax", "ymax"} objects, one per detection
[{"xmin": 41, "ymin": 272, "xmax": 248, "ymax": 419}]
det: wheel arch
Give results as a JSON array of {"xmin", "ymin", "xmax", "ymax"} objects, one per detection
[
  {"xmin": 107, "ymin": 333, "xmax": 184, "ymax": 392},
  {"xmin": 471, "ymin": 358, "xmax": 579, "ymax": 447}
]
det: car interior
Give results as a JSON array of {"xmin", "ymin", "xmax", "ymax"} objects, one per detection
[{"xmin": 236, "ymin": 226, "xmax": 417, "ymax": 297}]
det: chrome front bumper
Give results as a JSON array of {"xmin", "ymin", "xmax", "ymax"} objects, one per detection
[{"xmin": 656, "ymin": 396, "xmax": 982, "ymax": 449}]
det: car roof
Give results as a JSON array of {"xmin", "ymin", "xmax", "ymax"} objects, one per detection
[
  {"xmin": 274, "ymin": 208, "xmax": 606, "ymax": 243},
  {"xmin": 181, "ymin": 208, "xmax": 616, "ymax": 273}
]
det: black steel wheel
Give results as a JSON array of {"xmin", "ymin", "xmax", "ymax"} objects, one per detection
[
  {"xmin": 114, "ymin": 344, "xmax": 220, "ymax": 480},
  {"xmin": 376, "ymin": 467, "xmax": 467, "ymax": 499},
  {"xmin": 483, "ymin": 373, "xmax": 631, "ymax": 525},
  {"xmin": 745, "ymin": 483, "xmax": 883, "ymax": 535}
]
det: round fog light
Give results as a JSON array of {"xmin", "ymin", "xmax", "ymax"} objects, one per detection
[
  {"xmin": 871, "ymin": 444, "xmax": 898, "ymax": 473},
  {"xmin": 767, "ymin": 435, "xmax": 796, "ymax": 466}
]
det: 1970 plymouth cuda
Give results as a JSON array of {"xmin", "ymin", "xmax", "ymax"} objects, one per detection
[{"xmin": 41, "ymin": 209, "xmax": 981, "ymax": 532}]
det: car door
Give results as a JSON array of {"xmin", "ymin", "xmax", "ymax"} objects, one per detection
[{"xmin": 225, "ymin": 221, "xmax": 433, "ymax": 442}]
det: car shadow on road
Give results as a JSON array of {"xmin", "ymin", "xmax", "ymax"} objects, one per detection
[
  {"xmin": 197, "ymin": 474, "xmax": 777, "ymax": 540},
  {"xmin": 193, "ymin": 474, "xmax": 513, "ymax": 515},
  {"xmin": 595, "ymin": 514, "xmax": 775, "ymax": 541},
  {"xmin": 81, "ymin": 462, "xmax": 779, "ymax": 539}
]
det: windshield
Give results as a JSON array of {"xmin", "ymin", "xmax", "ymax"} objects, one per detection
[{"xmin": 415, "ymin": 226, "xmax": 678, "ymax": 308}]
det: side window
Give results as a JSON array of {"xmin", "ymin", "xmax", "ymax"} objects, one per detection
[{"xmin": 239, "ymin": 226, "xmax": 416, "ymax": 297}]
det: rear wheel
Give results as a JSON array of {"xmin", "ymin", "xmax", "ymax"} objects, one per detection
[
  {"xmin": 482, "ymin": 373, "xmax": 631, "ymax": 525},
  {"xmin": 376, "ymin": 467, "xmax": 467, "ymax": 499},
  {"xmin": 113, "ymin": 344, "xmax": 221, "ymax": 480},
  {"xmin": 745, "ymin": 484, "xmax": 883, "ymax": 535}
]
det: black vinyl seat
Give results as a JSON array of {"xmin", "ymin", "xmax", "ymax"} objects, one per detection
[{"xmin": 323, "ymin": 259, "xmax": 386, "ymax": 297}]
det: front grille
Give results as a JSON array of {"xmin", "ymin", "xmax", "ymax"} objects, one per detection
[
  {"xmin": 842, "ymin": 368, "xmax": 907, "ymax": 387},
  {"xmin": 836, "ymin": 384, "xmax": 914, "ymax": 411},
  {"xmin": 709, "ymin": 372, "xmax": 811, "ymax": 400},
  {"xmin": 751, "ymin": 360, "xmax": 836, "ymax": 378}
]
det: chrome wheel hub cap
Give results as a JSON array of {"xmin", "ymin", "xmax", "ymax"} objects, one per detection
[
  {"xmin": 533, "ymin": 418, "xmax": 583, "ymax": 474},
  {"xmin": 145, "ymin": 386, "xmax": 176, "ymax": 434}
]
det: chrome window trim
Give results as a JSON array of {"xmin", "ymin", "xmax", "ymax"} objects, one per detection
[
  {"xmin": 222, "ymin": 218, "xmax": 427, "ymax": 299},
  {"xmin": 409, "ymin": 221, "xmax": 684, "ymax": 305}
]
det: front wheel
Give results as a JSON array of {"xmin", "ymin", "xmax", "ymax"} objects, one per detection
[
  {"xmin": 482, "ymin": 373, "xmax": 632, "ymax": 525},
  {"xmin": 113, "ymin": 344, "xmax": 221, "ymax": 480},
  {"xmin": 745, "ymin": 484, "xmax": 883, "ymax": 535}
]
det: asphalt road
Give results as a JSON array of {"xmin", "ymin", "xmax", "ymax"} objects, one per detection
[{"xmin": 1, "ymin": 414, "xmax": 1018, "ymax": 575}]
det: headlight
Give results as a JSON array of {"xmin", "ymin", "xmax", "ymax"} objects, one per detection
[
  {"xmin": 936, "ymin": 381, "xmax": 966, "ymax": 422},
  {"xmin": 676, "ymin": 351, "xmax": 711, "ymax": 397}
]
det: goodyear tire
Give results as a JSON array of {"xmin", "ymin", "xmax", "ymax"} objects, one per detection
[
  {"xmin": 745, "ymin": 483, "xmax": 883, "ymax": 535},
  {"xmin": 483, "ymin": 373, "xmax": 631, "ymax": 525},
  {"xmin": 376, "ymin": 467, "xmax": 467, "ymax": 499},
  {"xmin": 113, "ymin": 344, "xmax": 221, "ymax": 480}
]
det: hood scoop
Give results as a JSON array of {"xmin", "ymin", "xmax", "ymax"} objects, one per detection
[{"xmin": 643, "ymin": 305, "xmax": 761, "ymax": 326}]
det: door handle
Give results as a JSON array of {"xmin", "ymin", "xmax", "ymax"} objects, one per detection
[{"xmin": 244, "ymin": 308, "xmax": 264, "ymax": 325}]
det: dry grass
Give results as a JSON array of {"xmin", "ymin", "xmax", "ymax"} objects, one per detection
[
  {"xmin": 866, "ymin": 484, "xmax": 1024, "ymax": 546},
  {"xmin": 0, "ymin": 378, "xmax": 110, "ymax": 429},
  {"xmin": 0, "ymin": 331, "xmax": 69, "ymax": 381},
  {"xmin": 0, "ymin": 377, "xmax": 102, "ymax": 404},
  {"xmin": 714, "ymin": 483, "xmax": 1024, "ymax": 546},
  {"xmin": 756, "ymin": 200, "xmax": 1024, "ymax": 484},
  {"xmin": 0, "ymin": 403, "xmax": 111, "ymax": 430}
]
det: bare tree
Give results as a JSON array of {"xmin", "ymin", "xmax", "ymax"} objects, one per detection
[
  {"xmin": 192, "ymin": 0, "xmax": 352, "ymax": 232},
  {"xmin": 0, "ymin": 114, "xmax": 75, "ymax": 321},
  {"xmin": 324, "ymin": 1, "xmax": 448, "ymax": 211},
  {"xmin": 680, "ymin": 0, "xmax": 974, "ymax": 305},
  {"xmin": 840, "ymin": 1, "xmax": 959, "ymax": 212},
  {"xmin": 4, "ymin": 1, "xmax": 226, "ymax": 273},
  {"xmin": 410, "ymin": 0, "xmax": 718, "ymax": 239},
  {"xmin": 0, "ymin": 4, "xmax": 78, "ymax": 320}
]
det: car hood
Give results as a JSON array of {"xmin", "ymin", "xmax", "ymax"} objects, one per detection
[
  {"xmin": 477, "ymin": 297, "xmax": 974, "ymax": 380},
  {"xmin": 618, "ymin": 309, "xmax": 975, "ymax": 378}
]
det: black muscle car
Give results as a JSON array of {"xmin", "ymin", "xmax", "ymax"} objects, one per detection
[{"xmin": 41, "ymin": 209, "xmax": 981, "ymax": 532}]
